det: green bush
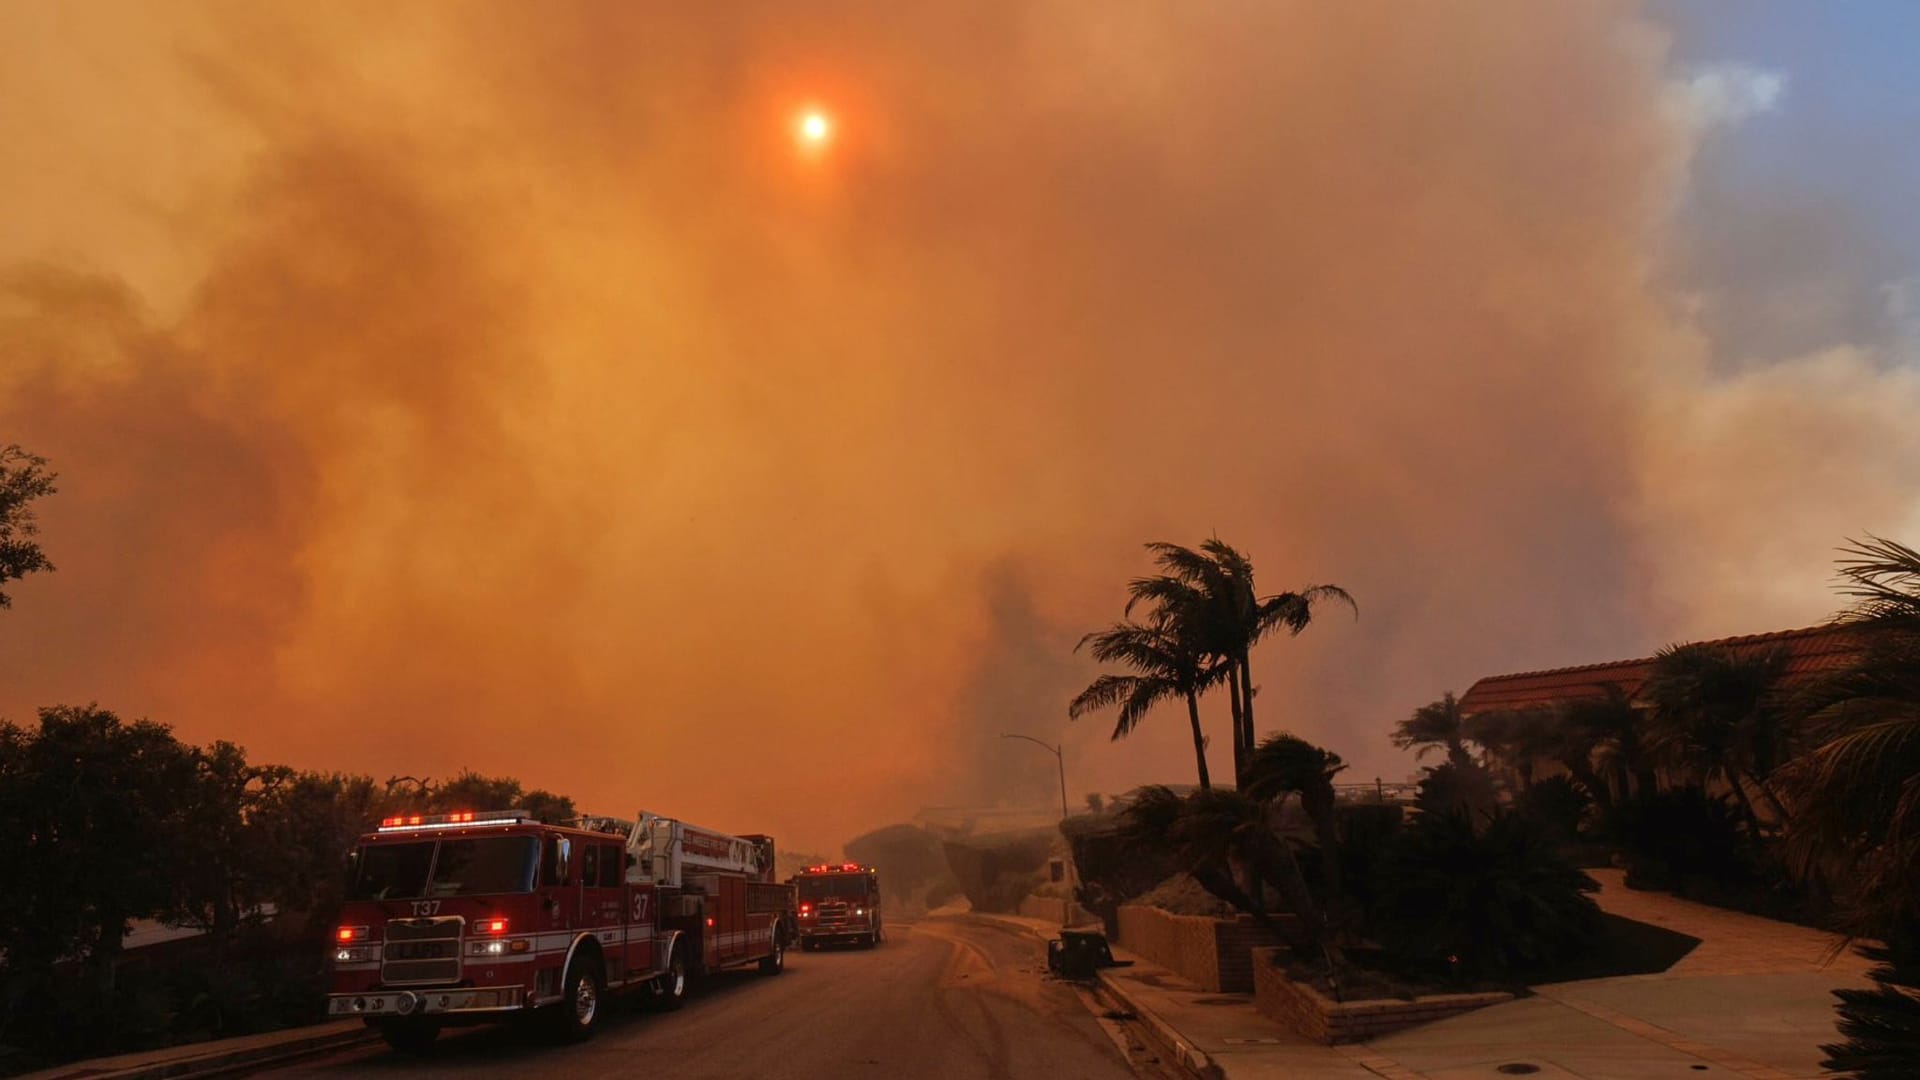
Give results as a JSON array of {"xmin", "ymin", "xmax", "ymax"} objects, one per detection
[{"xmin": 1371, "ymin": 810, "xmax": 1603, "ymax": 982}]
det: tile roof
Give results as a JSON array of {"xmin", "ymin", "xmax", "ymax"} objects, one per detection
[{"xmin": 1455, "ymin": 623, "xmax": 1868, "ymax": 716}]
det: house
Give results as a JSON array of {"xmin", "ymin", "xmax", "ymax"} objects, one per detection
[
  {"xmin": 1453, "ymin": 623, "xmax": 1866, "ymax": 797},
  {"xmin": 1457, "ymin": 623, "xmax": 1864, "ymax": 718}
]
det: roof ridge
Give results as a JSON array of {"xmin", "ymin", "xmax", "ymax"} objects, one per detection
[{"xmin": 1464, "ymin": 622, "xmax": 1853, "ymax": 687}]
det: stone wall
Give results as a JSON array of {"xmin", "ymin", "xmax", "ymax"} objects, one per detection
[
  {"xmin": 1250, "ymin": 946, "xmax": 1512, "ymax": 1043},
  {"xmin": 1114, "ymin": 905, "xmax": 1286, "ymax": 992}
]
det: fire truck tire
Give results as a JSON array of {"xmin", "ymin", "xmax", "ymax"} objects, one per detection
[
  {"xmin": 653, "ymin": 942, "xmax": 690, "ymax": 1011},
  {"xmin": 862, "ymin": 933, "xmax": 877, "ymax": 949},
  {"xmin": 549, "ymin": 958, "xmax": 605, "ymax": 1043},
  {"xmin": 376, "ymin": 1019, "xmax": 441, "ymax": 1054},
  {"xmin": 758, "ymin": 936, "xmax": 785, "ymax": 975}
]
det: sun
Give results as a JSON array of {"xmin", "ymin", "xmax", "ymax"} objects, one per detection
[{"xmin": 796, "ymin": 109, "xmax": 833, "ymax": 148}]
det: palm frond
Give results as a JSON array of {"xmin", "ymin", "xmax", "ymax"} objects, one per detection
[{"xmin": 1834, "ymin": 534, "xmax": 1920, "ymax": 627}]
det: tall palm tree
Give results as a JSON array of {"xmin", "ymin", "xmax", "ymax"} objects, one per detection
[
  {"xmin": 1070, "ymin": 618, "xmax": 1226, "ymax": 790},
  {"xmin": 1393, "ymin": 693, "xmax": 1474, "ymax": 769},
  {"xmin": 1642, "ymin": 642, "xmax": 1793, "ymax": 834},
  {"xmin": 1245, "ymin": 734, "xmax": 1349, "ymax": 937},
  {"xmin": 1126, "ymin": 539, "xmax": 1354, "ymax": 785}
]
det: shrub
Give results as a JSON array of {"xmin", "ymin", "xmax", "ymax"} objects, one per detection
[
  {"xmin": 1604, "ymin": 785, "xmax": 1752, "ymax": 891},
  {"xmin": 1371, "ymin": 810, "xmax": 1603, "ymax": 982},
  {"xmin": 1062, "ymin": 811, "xmax": 1178, "ymax": 934},
  {"xmin": 1823, "ymin": 934, "xmax": 1920, "ymax": 1080},
  {"xmin": 1413, "ymin": 760, "xmax": 1499, "ymax": 821},
  {"xmin": 1518, "ymin": 775, "xmax": 1592, "ymax": 843}
]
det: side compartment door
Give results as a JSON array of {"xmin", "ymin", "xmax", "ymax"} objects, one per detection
[{"xmin": 581, "ymin": 842, "xmax": 627, "ymax": 984}]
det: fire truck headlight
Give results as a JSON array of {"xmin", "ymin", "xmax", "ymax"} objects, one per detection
[
  {"xmin": 333, "ymin": 946, "xmax": 378, "ymax": 963},
  {"xmin": 855, "ymin": 908, "xmax": 865, "ymax": 916}
]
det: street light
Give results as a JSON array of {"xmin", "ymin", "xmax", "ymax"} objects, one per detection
[{"xmin": 1001, "ymin": 733, "xmax": 1076, "ymax": 926}]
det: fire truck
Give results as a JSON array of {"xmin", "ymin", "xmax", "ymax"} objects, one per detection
[
  {"xmin": 327, "ymin": 808, "xmax": 797, "ymax": 1051},
  {"xmin": 791, "ymin": 862, "xmax": 883, "ymax": 949}
]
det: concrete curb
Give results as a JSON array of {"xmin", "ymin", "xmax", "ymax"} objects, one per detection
[
  {"xmin": 18, "ymin": 1021, "xmax": 378, "ymax": 1080},
  {"xmin": 1091, "ymin": 969, "xmax": 1223, "ymax": 1080},
  {"xmin": 971, "ymin": 912, "xmax": 1222, "ymax": 1080}
]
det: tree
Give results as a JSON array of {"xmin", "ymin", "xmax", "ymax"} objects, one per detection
[
  {"xmin": 1463, "ymin": 706, "xmax": 1558, "ymax": 792},
  {"xmin": 1642, "ymin": 642, "xmax": 1793, "ymax": 834},
  {"xmin": 1823, "ymin": 937, "xmax": 1920, "ymax": 1080},
  {"xmin": 1559, "ymin": 684, "xmax": 1655, "ymax": 808},
  {"xmin": 1245, "ymin": 733, "xmax": 1349, "ymax": 935},
  {"xmin": 1070, "ymin": 617, "xmax": 1227, "ymax": 789},
  {"xmin": 0, "ymin": 706, "xmax": 197, "ymax": 1007},
  {"xmin": 1125, "ymin": 539, "xmax": 1353, "ymax": 784},
  {"xmin": 1120, "ymin": 785, "xmax": 1328, "ymax": 955},
  {"xmin": 1393, "ymin": 693, "xmax": 1474, "ymax": 769},
  {"xmin": 1785, "ymin": 536, "xmax": 1920, "ymax": 944},
  {"xmin": 0, "ymin": 444, "xmax": 57, "ymax": 608},
  {"xmin": 169, "ymin": 741, "xmax": 292, "ymax": 943}
]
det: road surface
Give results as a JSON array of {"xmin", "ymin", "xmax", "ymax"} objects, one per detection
[{"xmin": 260, "ymin": 915, "xmax": 1162, "ymax": 1079}]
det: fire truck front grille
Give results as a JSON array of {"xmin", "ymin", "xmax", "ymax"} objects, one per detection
[
  {"xmin": 816, "ymin": 901, "xmax": 854, "ymax": 926},
  {"xmin": 382, "ymin": 916, "xmax": 463, "ymax": 985}
]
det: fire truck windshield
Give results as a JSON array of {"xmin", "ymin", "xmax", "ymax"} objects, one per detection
[
  {"xmin": 348, "ymin": 836, "xmax": 539, "ymax": 900},
  {"xmin": 797, "ymin": 874, "xmax": 872, "ymax": 901}
]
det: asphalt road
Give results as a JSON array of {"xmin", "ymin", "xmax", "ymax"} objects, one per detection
[{"xmin": 261, "ymin": 915, "xmax": 1154, "ymax": 1080}]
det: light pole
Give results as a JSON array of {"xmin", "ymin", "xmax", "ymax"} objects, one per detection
[{"xmin": 1001, "ymin": 733, "xmax": 1075, "ymax": 926}]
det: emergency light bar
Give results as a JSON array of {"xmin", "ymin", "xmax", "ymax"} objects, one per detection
[
  {"xmin": 803, "ymin": 863, "xmax": 874, "ymax": 873},
  {"xmin": 377, "ymin": 809, "xmax": 531, "ymax": 832}
]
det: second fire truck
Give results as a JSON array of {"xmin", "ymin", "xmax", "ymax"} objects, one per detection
[
  {"xmin": 327, "ymin": 809, "xmax": 797, "ymax": 1051},
  {"xmin": 791, "ymin": 862, "xmax": 884, "ymax": 949}
]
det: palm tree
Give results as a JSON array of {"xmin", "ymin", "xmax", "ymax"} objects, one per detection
[
  {"xmin": 1641, "ymin": 642, "xmax": 1793, "ymax": 834},
  {"xmin": 1245, "ymin": 733, "xmax": 1349, "ymax": 937},
  {"xmin": 1070, "ymin": 618, "xmax": 1227, "ymax": 790},
  {"xmin": 1393, "ymin": 693, "xmax": 1474, "ymax": 769},
  {"xmin": 1560, "ymin": 684, "xmax": 1655, "ymax": 806},
  {"xmin": 1121, "ymin": 785, "xmax": 1332, "ymax": 958},
  {"xmin": 1462, "ymin": 707, "xmax": 1558, "ymax": 793},
  {"xmin": 1126, "ymin": 539, "xmax": 1354, "ymax": 785},
  {"xmin": 1795, "ymin": 536, "xmax": 1920, "ymax": 1078},
  {"xmin": 1785, "ymin": 536, "xmax": 1920, "ymax": 938}
]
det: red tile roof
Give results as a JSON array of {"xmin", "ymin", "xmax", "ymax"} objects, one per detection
[{"xmin": 1456, "ymin": 623, "xmax": 1868, "ymax": 716}]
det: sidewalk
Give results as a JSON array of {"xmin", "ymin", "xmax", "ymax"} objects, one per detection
[
  {"xmin": 16, "ymin": 1020, "xmax": 373, "ymax": 1080},
  {"xmin": 979, "ymin": 876, "xmax": 1877, "ymax": 1080}
]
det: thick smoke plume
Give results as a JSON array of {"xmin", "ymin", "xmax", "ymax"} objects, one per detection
[{"xmin": 4, "ymin": 1, "xmax": 1917, "ymax": 851}]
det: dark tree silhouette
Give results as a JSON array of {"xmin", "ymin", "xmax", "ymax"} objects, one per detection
[
  {"xmin": 0, "ymin": 444, "xmax": 57, "ymax": 608},
  {"xmin": 1070, "ymin": 617, "xmax": 1227, "ymax": 789}
]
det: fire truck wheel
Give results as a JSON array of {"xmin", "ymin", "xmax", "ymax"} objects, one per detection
[
  {"xmin": 550, "ymin": 959, "xmax": 605, "ymax": 1043},
  {"xmin": 758, "ymin": 936, "xmax": 785, "ymax": 975},
  {"xmin": 653, "ymin": 942, "xmax": 689, "ymax": 1011},
  {"xmin": 376, "ymin": 1019, "xmax": 441, "ymax": 1054}
]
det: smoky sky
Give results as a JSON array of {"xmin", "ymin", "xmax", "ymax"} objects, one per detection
[{"xmin": 4, "ymin": 1, "xmax": 1918, "ymax": 852}]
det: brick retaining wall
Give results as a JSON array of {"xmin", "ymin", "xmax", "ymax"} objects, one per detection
[
  {"xmin": 1114, "ymin": 904, "xmax": 1286, "ymax": 992},
  {"xmin": 1250, "ymin": 946, "xmax": 1512, "ymax": 1043}
]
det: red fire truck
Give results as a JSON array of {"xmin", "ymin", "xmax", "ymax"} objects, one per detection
[
  {"xmin": 327, "ymin": 809, "xmax": 796, "ymax": 1051},
  {"xmin": 791, "ymin": 862, "xmax": 884, "ymax": 949}
]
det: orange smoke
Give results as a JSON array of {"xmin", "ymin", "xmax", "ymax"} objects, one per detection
[{"xmin": 3, "ymin": 1, "xmax": 1917, "ymax": 851}]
